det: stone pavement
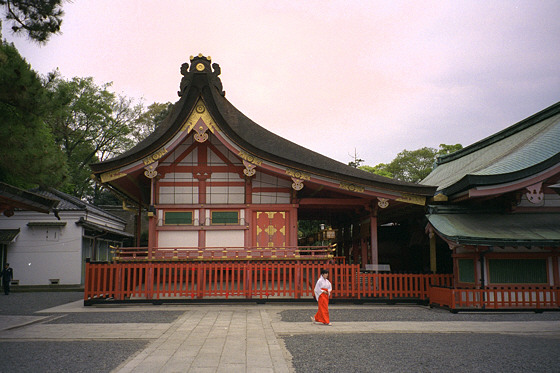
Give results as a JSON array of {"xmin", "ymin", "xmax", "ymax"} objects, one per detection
[{"xmin": 1, "ymin": 300, "xmax": 559, "ymax": 372}]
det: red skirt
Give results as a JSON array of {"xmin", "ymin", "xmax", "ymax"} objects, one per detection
[{"xmin": 314, "ymin": 288, "xmax": 330, "ymax": 324}]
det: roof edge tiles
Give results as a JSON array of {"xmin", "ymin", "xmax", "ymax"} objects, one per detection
[{"xmin": 441, "ymin": 151, "xmax": 560, "ymax": 196}]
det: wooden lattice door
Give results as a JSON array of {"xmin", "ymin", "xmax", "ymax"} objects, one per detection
[{"xmin": 255, "ymin": 211, "xmax": 287, "ymax": 248}]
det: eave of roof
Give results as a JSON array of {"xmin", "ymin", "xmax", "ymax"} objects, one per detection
[
  {"xmin": 0, "ymin": 182, "xmax": 59, "ymax": 214},
  {"xmin": 0, "ymin": 228, "xmax": 20, "ymax": 243},
  {"xmin": 91, "ymin": 57, "xmax": 436, "ymax": 197},
  {"xmin": 76, "ymin": 217, "xmax": 134, "ymax": 238},
  {"xmin": 427, "ymin": 213, "xmax": 560, "ymax": 247}
]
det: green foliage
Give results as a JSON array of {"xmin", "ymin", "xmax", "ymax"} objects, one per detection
[
  {"xmin": 359, "ymin": 164, "xmax": 392, "ymax": 178},
  {"xmin": 361, "ymin": 144, "xmax": 462, "ymax": 183},
  {"xmin": 0, "ymin": 41, "xmax": 67, "ymax": 188},
  {"xmin": 0, "ymin": 0, "xmax": 65, "ymax": 43},
  {"xmin": 385, "ymin": 147, "xmax": 438, "ymax": 183},
  {"xmin": 132, "ymin": 101, "xmax": 173, "ymax": 142},
  {"xmin": 44, "ymin": 74, "xmax": 143, "ymax": 200}
]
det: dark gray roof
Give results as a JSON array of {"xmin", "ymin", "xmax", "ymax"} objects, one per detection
[
  {"xmin": 30, "ymin": 188, "xmax": 126, "ymax": 224},
  {"xmin": 427, "ymin": 213, "xmax": 560, "ymax": 247},
  {"xmin": 91, "ymin": 56, "xmax": 436, "ymax": 197},
  {"xmin": 0, "ymin": 182, "xmax": 59, "ymax": 214},
  {"xmin": 76, "ymin": 217, "xmax": 134, "ymax": 238},
  {"xmin": 422, "ymin": 101, "xmax": 560, "ymax": 194}
]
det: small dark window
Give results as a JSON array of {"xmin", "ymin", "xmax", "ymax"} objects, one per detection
[
  {"xmin": 458, "ymin": 259, "xmax": 475, "ymax": 283},
  {"xmin": 164, "ymin": 211, "xmax": 193, "ymax": 225},
  {"xmin": 211, "ymin": 211, "xmax": 239, "ymax": 225}
]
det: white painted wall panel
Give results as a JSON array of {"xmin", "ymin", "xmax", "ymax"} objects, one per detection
[
  {"xmin": 158, "ymin": 231, "xmax": 199, "ymax": 248},
  {"xmin": 205, "ymin": 230, "xmax": 245, "ymax": 248}
]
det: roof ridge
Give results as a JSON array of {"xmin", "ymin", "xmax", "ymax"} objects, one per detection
[{"xmin": 435, "ymin": 100, "xmax": 560, "ymax": 166}]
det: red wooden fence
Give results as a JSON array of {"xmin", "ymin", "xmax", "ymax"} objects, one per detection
[
  {"xmin": 84, "ymin": 261, "xmax": 452, "ymax": 304},
  {"xmin": 429, "ymin": 286, "xmax": 560, "ymax": 311}
]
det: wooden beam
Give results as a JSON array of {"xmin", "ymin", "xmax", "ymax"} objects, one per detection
[{"xmin": 298, "ymin": 198, "xmax": 370, "ymax": 206}]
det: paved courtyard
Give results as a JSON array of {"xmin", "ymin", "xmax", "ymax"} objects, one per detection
[{"xmin": 0, "ymin": 292, "xmax": 559, "ymax": 372}]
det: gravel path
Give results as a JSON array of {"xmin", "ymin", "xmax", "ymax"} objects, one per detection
[
  {"xmin": 0, "ymin": 292, "xmax": 83, "ymax": 315},
  {"xmin": 0, "ymin": 340, "xmax": 149, "ymax": 373},
  {"xmin": 283, "ymin": 333, "xmax": 560, "ymax": 373}
]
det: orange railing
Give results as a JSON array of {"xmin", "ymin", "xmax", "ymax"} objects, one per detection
[
  {"xmin": 112, "ymin": 246, "xmax": 335, "ymax": 261},
  {"xmin": 84, "ymin": 261, "xmax": 453, "ymax": 304},
  {"xmin": 429, "ymin": 286, "xmax": 560, "ymax": 311}
]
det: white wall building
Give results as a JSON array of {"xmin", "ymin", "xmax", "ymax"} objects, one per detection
[{"xmin": 0, "ymin": 188, "xmax": 132, "ymax": 286}]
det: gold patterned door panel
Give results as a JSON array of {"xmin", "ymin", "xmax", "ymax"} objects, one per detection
[{"xmin": 255, "ymin": 211, "xmax": 287, "ymax": 249}]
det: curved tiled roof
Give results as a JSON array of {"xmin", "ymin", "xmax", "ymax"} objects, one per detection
[
  {"xmin": 91, "ymin": 56, "xmax": 435, "ymax": 196},
  {"xmin": 421, "ymin": 101, "xmax": 560, "ymax": 194}
]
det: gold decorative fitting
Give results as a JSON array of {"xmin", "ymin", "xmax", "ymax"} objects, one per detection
[
  {"xmin": 291, "ymin": 177, "xmax": 304, "ymax": 191},
  {"xmin": 396, "ymin": 194, "xmax": 426, "ymax": 206},
  {"xmin": 143, "ymin": 148, "xmax": 168, "ymax": 165},
  {"xmin": 196, "ymin": 63, "xmax": 205, "ymax": 71},
  {"xmin": 144, "ymin": 162, "xmax": 158, "ymax": 179},
  {"xmin": 377, "ymin": 197, "xmax": 389, "ymax": 209},
  {"xmin": 285, "ymin": 169, "xmax": 311, "ymax": 181},
  {"xmin": 339, "ymin": 182, "xmax": 365, "ymax": 193},
  {"xmin": 238, "ymin": 151, "xmax": 263, "ymax": 165},
  {"xmin": 243, "ymin": 160, "xmax": 257, "ymax": 177},
  {"xmin": 100, "ymin": 169, "xmax": 126, "ymax": 183}
]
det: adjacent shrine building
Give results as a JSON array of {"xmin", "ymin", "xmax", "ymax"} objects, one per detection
[{"xmin": 91, "ymin": 55, "xmax": 437, "ymax": 270}]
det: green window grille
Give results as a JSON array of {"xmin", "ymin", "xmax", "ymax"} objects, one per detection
[
  {"xmin": 211, "ymin": 211, "xmax": 239, "ymax": 225},
  {"xmin": 164, "ymin": 211, "xmax": 193, "ymax": 225},
  {"xmin": 458, "ymin": 259, "xmax": 475, "ymax": 283},
  {"xmin": 488, "ymin": 259, "xmax": 547, "ymax": 284}
]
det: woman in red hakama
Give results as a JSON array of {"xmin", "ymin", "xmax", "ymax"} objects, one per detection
[{"xmin": 312, "ymin": 269, "xmax": 332, "ymax": 325}]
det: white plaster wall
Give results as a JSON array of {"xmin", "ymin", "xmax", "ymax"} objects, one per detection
[
  {"xmin": 205, "ymin": 230, "xmax": 245, "ymax": 248},
  {"xmin": 158, "ymin": 231, "xmax": 199, "ymax": 248},
  {"xmin": 0, "ymin": 211, "xmax": 83, "ymax": 285}
]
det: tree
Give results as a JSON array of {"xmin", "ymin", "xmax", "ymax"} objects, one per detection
[
  {"xmin": 362, "ymin": 144, "xmax": 462, "ymax": 183},
  {"xmin": 44, "ymin": 75, "xmax": 143, "ymax": 200},
  {"xmin": 0, "ymin": 41, "xmax": 67, "ymax": 188},
  {"xmin": 359, "ymin": 164, "xmax": 392, "ymax": 179},
  {"xmin": 348, "ymin": 148, "xmax": 364, "ymax": 168},
  {"xmin": 0, "ymin": 0, "xmax": 65, "ymax": 43},
  {"xmin": 132, "ymin": 101, "xmax": 173, "ymax": 142}
]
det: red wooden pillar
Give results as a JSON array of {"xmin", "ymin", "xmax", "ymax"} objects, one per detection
[
  {"xmin": 136, "ymin": 203, "xmax": 142, "ymax": 247},
  {"xmin": 147, "ymin": 176, "xmax": 156, "ymax": 259},
  {"xmin": 370, "ymin": 210, "xmax": 379, "ymax": 266}
]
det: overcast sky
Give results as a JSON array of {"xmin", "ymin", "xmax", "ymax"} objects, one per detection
[{"xmin": 3, "ymin": 1, "xmax": 560, "ymax": 165}]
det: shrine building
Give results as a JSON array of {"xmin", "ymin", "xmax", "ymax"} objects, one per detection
[
  {"xmin": 422, "ymin": 101, "xmax": 560, "ymax": 288},
  {"xmin": 90, "ymin": 55, "xmax": 438, "ymax": 270}
]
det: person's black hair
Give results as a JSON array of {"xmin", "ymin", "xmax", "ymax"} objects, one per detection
[{"xmin": 320, "ymin": 268, "xmax": 329, "ymax": 275}]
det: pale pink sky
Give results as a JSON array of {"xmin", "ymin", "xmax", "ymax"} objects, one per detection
[{"xmin": 4, "ymin": 1, "xmax": 560, "ymax": 165}]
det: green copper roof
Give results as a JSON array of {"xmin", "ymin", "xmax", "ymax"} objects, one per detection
[
  {"xmin": 427, "ymin": 213, "xmax": 560, "ymax": 247},
  {"xmin": 421, "ymin": 101, "xmax": 560, "ymax": 194}
]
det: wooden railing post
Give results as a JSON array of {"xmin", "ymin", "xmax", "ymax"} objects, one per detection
[{"xmin": 295, "ymin": 262, "xmax": 301, "ymax": 299}]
